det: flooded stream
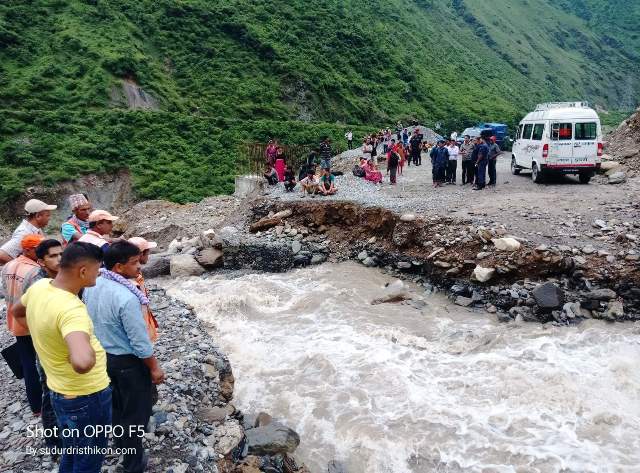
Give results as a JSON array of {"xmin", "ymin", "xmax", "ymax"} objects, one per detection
[{"xmin": 160, "ymin": 262, "xmax": 640, "ymax": 473}]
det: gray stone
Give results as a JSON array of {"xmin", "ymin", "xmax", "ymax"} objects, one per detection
[
  {"xmin": 195, "ymin": 248, "xmax": 223, "ymax": 269},
  {"xmin": 585, "ymin": 288, "xmax": 617, "ymax": 301},
  {"xmin": 608, "ymin": 171, "xmax": 626, "ymax": 184},
  {"xmin": 245, "ymin": 423, "xmax": 300, "ymax": 455},
  {"xmin": 396, "ymin": 261, "xmax": 412, "ymax": 269},
  {"xmin": 603, "ymin": 300, "xmax": 624, "ymax": 321},
  {"xmin": 400, "ymin": 213, "xmax": 416, "ymax": 222},
  {"xmin": 310, "ymin": 254, "xmax": 326, "ymax": 265},
  {"xmin": 582, "ymin": 245, "xmax": 596, "ymax": 255},
  {"xmin": 170, "ymin": 254, "xmax": 205, "ymax": 277},
  {"xmin": 142, "ymin": 253, "xmax": 171, "ymax": 279},
  {"xmin": 532, "ymin": 282, "xmax": 565, "ymax": 311},
  {"xmin": 213, "ymin": 421, "xmax": 244, "ymax": 456},
  {"xmin": 454, "ymin": 296, "xmax": 473, "ymax": 307},
  {"xmin": 363, "ymin": 257, "xmax": 377, "ymax": 267},
  {"xmin": 472, "ymin": 266, "xmax": 495, "ymax": 283},
  {"xmin": 291, "ymin": 241, "xmax": 302, "ymax": 254},
  {"xmin": 357, "ymin": 250, "xmax": 368, "ymax": 261}
]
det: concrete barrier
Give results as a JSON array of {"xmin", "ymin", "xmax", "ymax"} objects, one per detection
[{"xmin": 234, "ymin": 175, "xmax": 265, "ymax": 198}]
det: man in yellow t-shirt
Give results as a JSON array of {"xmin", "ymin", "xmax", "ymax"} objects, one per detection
[{"xmin": 13, "ymin": 242, "xmax": 110, "ymax": 473}]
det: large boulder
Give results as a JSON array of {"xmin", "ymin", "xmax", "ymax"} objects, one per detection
[
  {"xmin": 608, "ymin": 171, "xmax": 626, "ymax": 184},
  {"xmin": 249, "ymin": 216, "xmax": 282, "ymax": 233},
  {"xmin": 532, "ymin": 282, "xmax": 565, "ymax": 311},
  {"xmin": 142, "ymin": 253, "xmax": 171, "ymax": 279},
  {"xmin": 195, "ymin": 248, "xmax": 223, "ymax": 269},
  {"xmin": 170, "ymin": 254, "xmax": 205, "ymax": 277},
  {"xmin": 371, "ymin": 279, "xmax": 409, "ymax": 304},
  {"xmin": 245, "ymin": 423, "xmax": 300, "ymax": 456}
]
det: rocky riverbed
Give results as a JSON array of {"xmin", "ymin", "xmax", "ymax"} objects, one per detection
[{"xmin": 0, "ymin": 288, "xmax": 308, "ymax": 473}]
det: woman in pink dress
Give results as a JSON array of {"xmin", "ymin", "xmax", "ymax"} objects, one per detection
[
  {"xmin": 274, "ymin": 146, "xmax": 286, "ymax": 181},
  {"xmin": 363, "ymin": 158, "xmax": 383, "ymax": 184}
]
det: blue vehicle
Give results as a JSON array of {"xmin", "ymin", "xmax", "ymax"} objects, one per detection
[{"xmin": 459, "ymin": 123, "xmax": 508, "ymax": 145}]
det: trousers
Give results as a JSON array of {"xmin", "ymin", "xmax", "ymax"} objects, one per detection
[
  {"xmin": 16, "ymin": 335, "xmax": 42, "ymax": 413},
  {"xmin": 107, "ymin": 354, "xmax": 153, "ymax": 473}
]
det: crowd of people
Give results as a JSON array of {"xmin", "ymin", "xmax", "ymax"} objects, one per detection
[
  {"xmin": 263, "ymin": 136, "xmax": 340, "ymax": 197},
  {"xmin": 1, "ymin": 194, "xmax": 162, "ymax": 473},
  {"xmin": 352, "ymin": 124, "xmax": 501, "ymax": 190},
  {"xmin": 261, "ymin": 124, "xmax": 501, "ymax": 197}
]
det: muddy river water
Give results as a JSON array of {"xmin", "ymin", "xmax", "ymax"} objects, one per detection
[{"xmin": 160, "ymin": 262, "xmax": 640, "ymax": 473}]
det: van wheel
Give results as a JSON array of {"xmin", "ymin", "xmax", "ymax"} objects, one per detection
[
  {"xmin": 511, "ymin": 157, "xmax": 521, "ymax": 175},
  {"xmin": 579, "ymin": 173, "xmax": 591, "ymax": 184},
  {"xmin": 532, "ymin": 163, "xmax": 544, "ymax": 183}
]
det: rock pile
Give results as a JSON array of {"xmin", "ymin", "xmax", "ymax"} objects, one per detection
[{"xmin": 606, "ymin": 107, "xmax": 640, "ymax": 173}]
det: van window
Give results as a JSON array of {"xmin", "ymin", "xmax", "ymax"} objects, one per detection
[
  {"xmin": 531, "ymin": 124, "xmax": 545, "ymax": 141},
  {"xmin": 575, "ymin": 122, "xmax": 597, "ymax": 140},
  {"xmin": 517, "ymin": 124, "xmax": 523, "ymax": 139},
  {"xmin": 522, "ymin": 124, "xmax": 533, "ymax": 140},
  {"xmin": 551, "ymin": 123, "xmax": 572, "ymax": 141}
]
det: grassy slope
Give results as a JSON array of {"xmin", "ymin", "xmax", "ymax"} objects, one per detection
[{"xmin": 0, "ymin": 0, "xmax": 638, "ymax": 203}]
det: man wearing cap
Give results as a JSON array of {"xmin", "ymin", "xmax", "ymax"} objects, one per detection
[
  {"xmin": 1, "ymin": 234, "xmax": 46, "ymax": 414},
  {"xmin": 0, "ymin": 199, "xmax": 56, "ymax": 265},
  {"xmin": 78, "ymin": 210, "xmax": 118, "ymax": 250},
  {"xmin": 61, "ymin": 194, "xmax": 92, "ymax": 246},
  {"xmin": 129, "ymin": 237, "xmax": 159, "ymax": 343}
]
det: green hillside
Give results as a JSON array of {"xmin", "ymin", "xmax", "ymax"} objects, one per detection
[{"xmin": 1, "ymin": 0, "xmax": 638, "ymax": 203}]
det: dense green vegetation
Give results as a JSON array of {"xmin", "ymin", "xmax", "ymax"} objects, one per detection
[{"xmin": 0, "ymin": 0, "xmax": 638, "ymax": 203}]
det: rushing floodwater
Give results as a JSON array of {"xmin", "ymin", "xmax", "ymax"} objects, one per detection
[{"xmin": 160, "ymin": 262, "xmax": 640, "ymax": 473}]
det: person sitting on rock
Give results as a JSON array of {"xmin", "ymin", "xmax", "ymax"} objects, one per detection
[
  {"xmin": 363, "ymin": 158, "xmax": 383, "ymax": 184},
  {"xmin": 299, "ymin": 171, "xmax": 319, "ymax": 197},
  {"xmin": 283, "ymin": 164, "xmax": 296, "ymax": 192},
  {"xmin": 263, "ymin": 164, "xmax": 279, "ymax": 186},
  {"xmin": 319, "ymin": 168, "xmax": 338, "ymax": 196}
]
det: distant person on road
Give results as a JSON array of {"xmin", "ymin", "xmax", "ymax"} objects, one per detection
[
  {"xmin": 409, "ymin": 130, "xmax": 422, "ymax": 166},
  {"xmin": 345, "ymin": 130, "xmax": 354, "ymax": 150},
  {"xmin": 61, "ymin": 194, "xmax": 92, "ymax": 246},
  {"xmin": 265, "ymin": 140, "xmax": 278, "ymax": 166},
  {"xmin": 78, "ymin": 210, "xmax": 119, "ymax": 250},
  {"xmin": 402, "ymin": 128, "xmax": 409, "ymax": 148},
  {"xmin": 319, "ymin": 137, "xmax": 332, "ymax": 171},
  {"xmin": 460, "ymin": 135, "xmax": 475, "ymax": 185},
  {"xmin": 300, "ymin": 171, "xmax": 320, "ymax": 197},
  {"xmin": 488, "ymin": 136, "xmax": 501, "ymax": 187},
  {"xmin": 430, "ymin": 140, "xmax": 449, "ymax": 188},
  {"xmin": 387, "ymin": 149, "xmax": 401, "ymax": 185},
  {"xmin": 263, "ymin": 164, "xmax": 279, "ymax": 186},
  {"xmin": 446, "ymin": 139, "xmax": 460, "ymax": 184},
  {"xmin": 473, "ymin": 137, "xmax": 490, "ymax": 190},
  {"xmin": 363, "ymin": 158, "xmax": 383, "ymax": 184},
  {"xmin": 0, "ymin": 199, "xmax": 56, "ymax": 265},
  {"xmin": 319, "ymin": 168, "xmax": 338, "ymax": 196},
  {"xmin": 283, "ymin": 164, "xmax": 297, "ymax": 192},
  {"xmin": 362, "ymin": 139, "xmax": 373, "ymax": 161}
]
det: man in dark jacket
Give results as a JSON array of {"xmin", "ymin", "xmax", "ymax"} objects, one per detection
[
  {"xmin": 430, "ymin": 140, "xmax": 449, "ymax": 188},
  {"xmin": 473, "ymin": 137, "xmax": 490, "ymax": 190},
  {"xmin": 387, "ymin": 150, "xmax": 400, "ymax": 185},
  {"xmin": 409, "ymin": 131, "xmax": 422, "ymax": 166},
  {"xmin": 488, "ymin": 136, "xmax": 501, "ymax": 186}
]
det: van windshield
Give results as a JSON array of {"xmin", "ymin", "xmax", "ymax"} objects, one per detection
[
  {"xmin": 575, "ymin": 122, "xmax": 597, "ymax": 140},
  {"xmin": 551, "ymin": 123, "xmax": 572, "ymax": 141}
]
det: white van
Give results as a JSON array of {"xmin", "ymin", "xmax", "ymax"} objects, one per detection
[{"xmin": 511, "ymin": 102, "xmax": 603, "ymax": 183}]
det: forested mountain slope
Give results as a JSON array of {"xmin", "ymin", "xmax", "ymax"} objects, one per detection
[{"xmin": 1, "ymin": 0, "xmax": 638, "ymax": 203}]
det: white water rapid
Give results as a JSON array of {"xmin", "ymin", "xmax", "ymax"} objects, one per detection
[{"xmin": 160, "ymin": 262, "xmax": 640, "ymax": 473}]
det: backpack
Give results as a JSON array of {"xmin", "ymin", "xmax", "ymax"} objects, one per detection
[{"xmin": 352, "ymin": 165, "xmax": 366, "ymax": 177}]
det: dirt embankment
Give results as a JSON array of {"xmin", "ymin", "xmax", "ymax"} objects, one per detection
[{"xmin": 243, "ymin": 199, "xmax": 639, "ymax": 321}]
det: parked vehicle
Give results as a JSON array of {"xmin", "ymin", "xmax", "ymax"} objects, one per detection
[
  {"xmin": 511, "ymin": 102, "xmax": 602, "ymax": 184},
  {"xmin": 459, "ymin": 123, "xmax": 508, "ymax": 145}
]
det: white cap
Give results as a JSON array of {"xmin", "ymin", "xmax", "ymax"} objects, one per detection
[
  {"xmin": 24, "ymin": 199, "xmax": 57, "ymax": 214},
  {"xmin": 128, "ymin": 237, "xmax": 158, "ymax": 252},
  {"xmin": 88, "ymin": 209, "xmax": 119, "ymax": 223}
]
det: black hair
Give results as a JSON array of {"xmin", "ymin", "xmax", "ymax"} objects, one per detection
[
  {"xmin": 103, "ymin": 240, "xmax": 140, "ymax": 270},
  {"xmin": 89, "ymin": 221, "xmax": 97, "ymax": 229},
  {"xmin": 35, "ymin": 239, "xmax": 62, "ymax": 260},
  {"xmin": 60, "ymin": 242, "xmax": 103, "ymax": 269}
]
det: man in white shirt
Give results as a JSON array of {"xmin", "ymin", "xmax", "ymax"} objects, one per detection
[
  {"xmin": 345, "ymin": 130, "xmax": 353, "ymax": 150},
  {"xmin": 0, "ymin": 199, "xmax": 57, "ymax": 264},
  {"xmin": 445, "ymin": 140, "xmax": 460, "ymax": 185},
  {"xmin": 78, "ymin": 210, "xmax": 119, "ymax": 250}
]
